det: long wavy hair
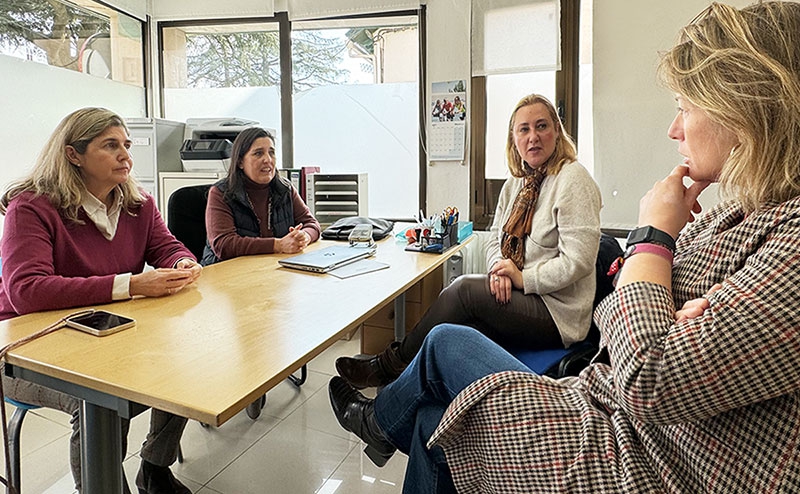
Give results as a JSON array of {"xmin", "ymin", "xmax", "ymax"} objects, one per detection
[
  {"xmin": 504, "ymin": 94, "xmax": 577, "ymax": 178},
  {"xmin": 658, "ymin": 1, "xmax": 800, "ymax": 211},
  {"xmin": 0, "ymin": 107, "xmax": 144, "ymax": 222}
]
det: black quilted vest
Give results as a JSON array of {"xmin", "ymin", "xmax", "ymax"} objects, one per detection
[{"xmin": 201, "ymin": 174, "xmax": 295, "ymax": 265}]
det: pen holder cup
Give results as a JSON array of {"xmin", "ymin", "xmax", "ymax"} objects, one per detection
[{"xmin": 442, "ymin": 222, "xmax": 459, "ymax": 250}]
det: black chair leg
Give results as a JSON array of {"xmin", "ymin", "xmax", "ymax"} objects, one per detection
[
  {"xmin": 287, "ymin": 364, "xmax": 307, "ymax": 388},
  {"xmin": 245, "ymin": 394, "xmax": 267, "ymax": 420},
  {"xmin": 177, "ymin": 443, "xmax": 184, "ymax": 464},
  {"xmin": 7, "ymin": 407, "xmax": 27, "ymax": 494},
  {"xmin": 244, "ymin": 364, "xmax": 308, "ymax": 420}
]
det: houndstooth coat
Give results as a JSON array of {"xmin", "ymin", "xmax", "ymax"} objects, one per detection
[{"xmin": 428, "ymin": 197, "xmax": 800, "ymax": 493}]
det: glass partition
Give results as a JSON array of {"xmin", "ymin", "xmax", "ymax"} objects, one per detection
[{"xmin": 0, "ymin": 0, "xmax": 144, "ymax": 86}]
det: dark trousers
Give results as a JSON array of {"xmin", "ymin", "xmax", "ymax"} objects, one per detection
[
  {"xmin": 2, "ymin": 369, "xmax": 185, "ymax": 491},
  {"xmin": 398, "ymin": 274, "xmax": 562, "ymax": 363}
]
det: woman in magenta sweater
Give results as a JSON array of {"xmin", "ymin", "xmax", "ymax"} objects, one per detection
[{"xmin": 0, "ymin": 107, "xmax": 201, "ymax": 494}]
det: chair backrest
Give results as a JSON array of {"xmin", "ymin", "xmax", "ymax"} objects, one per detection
[
  {"xmin": 4, "ymin": 397, "xmax": 40, "ymax": 411},
  {"xmin": 583, "ymin": 232, "xmax": 624, "ymax": 344},
  {"xmin": 167, "ymin": 184, "xmax": 212, "ymax": 260},
  {"xmin": 512, "ymin": 232, "xmax": 623, "ymax": 376},
  {"xmin": 594, "ymin": 232, "xmax": 623, "ymax": 307}
]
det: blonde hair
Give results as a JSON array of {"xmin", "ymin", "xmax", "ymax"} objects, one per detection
[
  {"xmin": 505, "ymin": 94, "xmax": 577, "ymax": 178},
  {"xmin": 0, "ymin": 107, "xmax": 145, "ymax": 222},
  {"xmin": 658, "ymin": 1, "xmax": 800, "ymax": 211}
]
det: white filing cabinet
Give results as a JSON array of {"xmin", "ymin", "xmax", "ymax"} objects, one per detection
[
  {"xmin": 159, "ymin": 172, "xmax": 226, "ymax": 225},
  {"xmin": 306, "ymin": 173, "xmax": 368, "ymax": 228},
  {"xmin": 126, "ymin": 118, "xmax": 185, "ymax": 202}
]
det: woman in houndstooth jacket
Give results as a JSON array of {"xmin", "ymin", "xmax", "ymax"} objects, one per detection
[{"xmin": 329, "ymin": 1, "xmax": 800, "ymax": 492}]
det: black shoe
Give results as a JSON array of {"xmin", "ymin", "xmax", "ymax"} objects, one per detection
[
  {"xmin": 328, "ymin": 376, "xmax": 396, "ymax": 467},
  {"xmin": 335, "ymin": 342, "xmax": 407, "ymax": 389},
  {"xmin": 135, "ymin": 460, "xmax": 191, "ymax": 494}
]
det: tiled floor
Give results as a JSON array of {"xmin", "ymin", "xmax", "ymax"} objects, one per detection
[{"xmin": 2, "ymin": 331, "xmax": 409, "ymax": 493}]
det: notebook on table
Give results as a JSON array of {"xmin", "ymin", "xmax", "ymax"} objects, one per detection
[{"xmin": 279, "ymin": 245, "xmax": 377, "ymax": 273}]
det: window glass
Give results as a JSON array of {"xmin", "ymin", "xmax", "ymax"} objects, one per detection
[
  {"xmin": 484, "ymin": 72, "xmax": 555, "ymax": 180},
  {"xmin": 162, "ymin": 22, "xmax": 282, "ymax": 138},
  {"xmin": 292, "ymin": 18, "xmax": 419, "ymax": 219},
  {"xmin": 0, "ymin": 0, "xmax": 144, "ymax": 86},
  {"xmin": 162, "ymin": 16, "xmax": 419, "ymax": 220}
]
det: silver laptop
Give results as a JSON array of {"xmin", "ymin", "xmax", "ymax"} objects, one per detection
[{"xmin": 279, "ymin": 245, "xmax": 376, "ymax": 273}]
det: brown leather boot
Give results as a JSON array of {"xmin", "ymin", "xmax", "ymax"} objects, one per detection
[{"xmin": 335, "ymin": 342, "xmax": 407, "ymax": 389}]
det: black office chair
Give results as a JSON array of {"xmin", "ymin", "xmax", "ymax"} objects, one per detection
[
  {"xmin": 166, "ymin": 184, "xmax": 307, "ymax": 419},
  {"xmin": 4, "ymin": 397, "xmax": 40, "ymax": 493},
  {"xmin": 167, "ymin": 184, "xmax": 213, "ymax": 261},
  {"xmin": 511, "ymin": 232, "xmax": 622, "ymax": 377}
]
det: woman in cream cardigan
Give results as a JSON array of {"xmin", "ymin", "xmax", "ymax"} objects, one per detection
[{"xmin": 335, "ymin": 93, "xmax": 601, "ymax": 391}]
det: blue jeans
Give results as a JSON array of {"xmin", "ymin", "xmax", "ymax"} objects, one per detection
[{"xmin": 374, "ymin": 324, "xmax": 532, "ymax": 494}]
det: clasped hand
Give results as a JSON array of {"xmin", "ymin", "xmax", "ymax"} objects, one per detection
[
  {"xmin": 276, "ymin": 224, "xmax": 311, "ymax": 254},
  {"xmin": 130, "ymin": 259, "xmax": 202, "ymax": 298},
  {"xmin": 489, "ymin": 259, "xmax": 523, "ymax": 305}
]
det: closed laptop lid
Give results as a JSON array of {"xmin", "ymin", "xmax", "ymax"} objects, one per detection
[{"xmin": 278, "ymin": 245, "xmax": 375, "ymax": 273}]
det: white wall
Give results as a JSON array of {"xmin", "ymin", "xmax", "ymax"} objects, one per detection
[
  {"xmin": 593, "ymin": 0, "xmax": 751, "ymax": 229},
  {"xmin": 427, "ymin": 0, "xmax": 758, "ymax": 231},
  {"xmin": 424, "ymin": 0, "xmax": 472, "ymax": 218}
]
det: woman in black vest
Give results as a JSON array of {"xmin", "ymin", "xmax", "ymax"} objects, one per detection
[{"xmin": 202, "ymin": 127, "xmax": 320, "ymax": 265}]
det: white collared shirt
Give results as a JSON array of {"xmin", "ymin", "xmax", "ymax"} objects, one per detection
[{"xmin": 81, "ymin": 190, "xmax": 131, "ymax": 300}]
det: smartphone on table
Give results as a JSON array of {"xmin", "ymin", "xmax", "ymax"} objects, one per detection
[
  {"xmin": 65, "ymin": 310, "xmax": 135, "ymax": 336},
  {"xmin": 348, "ymin": 223, "xmax": 374, "ymax": 247}
]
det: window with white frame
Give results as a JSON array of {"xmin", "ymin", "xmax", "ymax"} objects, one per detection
[
  {"xmin": 160, "ymin": 12, "xmax": 420, "ymax": 219},
  {"xmin": 291, "ymin": 16, "xmax": 419, "ymax": 219},
  {"xmin": 471, "ymin": 0, "xmax": 591, "ymax": 230}
]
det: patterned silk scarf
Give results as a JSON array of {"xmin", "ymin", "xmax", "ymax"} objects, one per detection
[{"xmin": 501, "ymin": 166, "xmax": 548, "ymax": 270}]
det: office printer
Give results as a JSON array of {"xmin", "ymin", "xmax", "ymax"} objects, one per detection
[{"xmin": 180, "ymin": 117, "xmax": 259, "ymax": 172}]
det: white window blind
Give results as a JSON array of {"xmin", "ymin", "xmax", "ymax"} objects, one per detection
[
  {"xmin": 288, "ymin": 0, "xmax": 421, "ymax": 21},
  {"xmin": 152, "ymin": 0, "xmax": 275, "ymax": 21},
  {"xmin": 472, "ymin": 0, "xmax": 560, "ymax": 76},
  {"xmin": 105, "ymin": 0, "xmax": 147, "ymax": 21}
]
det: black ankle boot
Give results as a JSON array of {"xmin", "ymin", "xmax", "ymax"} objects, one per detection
[
  {"xmin": 135, "ymin": 460, "xmax": 191, "ymax": 494},
  {"xmin": 335, "ymin": 341, "xmax": 407, "ymax": 389},
  {"xmin": 329, "ymin": 376, "xmax": 396, "ymax": 467}
]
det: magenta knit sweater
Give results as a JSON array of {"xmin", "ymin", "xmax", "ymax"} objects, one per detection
[{"xmin": 0, "ymin": 191, "xmax": 193, "ymax": 320}]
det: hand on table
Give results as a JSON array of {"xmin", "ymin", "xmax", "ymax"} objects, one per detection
[
  {"xmin": 130, "ymin": 261, "xmax": 201, "ymax": 298},
  {"xmin": 175, "ymin": 258, "xmax": 203, "ymax": 282},
  {"xmin": 277, "ymin": 224, "xmax": 311, "ymax": 254}
]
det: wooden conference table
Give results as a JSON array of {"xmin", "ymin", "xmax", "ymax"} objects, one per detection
[{"xmin": 0, "ymin": 233, "xmax": 472, "ymax": 493}]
